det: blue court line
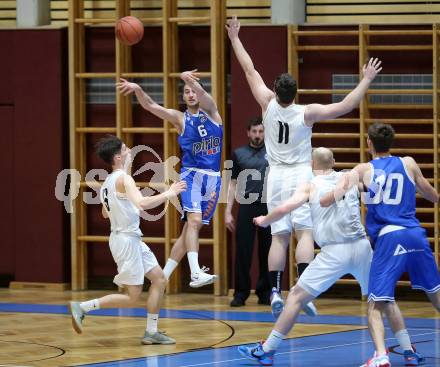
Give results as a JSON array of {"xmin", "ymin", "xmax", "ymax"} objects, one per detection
[
  {"xmin": 1, "ymin": 302, "xmax": 439, "ymax": 329},
  {"xmin": 77, "ymin": 328, "xmax": 440, "ymax": 367}
]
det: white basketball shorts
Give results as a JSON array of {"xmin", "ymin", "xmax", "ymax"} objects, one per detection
[
  {"xmin": 266, "ymin": 164, "xmax": 313, "ymax": 234},
  {"xmin": 109, "ymin": 232, "xmax": 159, "ymax": 287},
  {"xmin": 297, "ymin": 237, "xmax": 373, "ymax": 297}
]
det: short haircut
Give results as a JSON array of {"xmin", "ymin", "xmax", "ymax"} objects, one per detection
[
  {"xmin": 95, "ymin": 135, "xmax": 123, "ymax": 165},
  {"xmin": 274, "ymin": 73, "xmax": 297, "ymax": 104},
  {"xmin": 312, "ymin": 147, "xmax": 334, "ymax": 169},
  {"xmin": 247, "ymin": 116, "xmax": 263, "ymax": 130},
  {"xmin": 368, "ymin": 123, "xmax": 395, "ymax": 153}
]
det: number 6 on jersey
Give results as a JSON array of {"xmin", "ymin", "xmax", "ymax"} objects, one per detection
[{"xmin": 198, "ymin": 125, "xmax": 208, "ymax": 137}]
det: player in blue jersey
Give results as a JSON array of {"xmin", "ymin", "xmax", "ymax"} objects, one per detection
[
  {"xmin": 117, "ymin": 70, "xmax": 222, "ymax": 287},
  {"xmin": 321, "ymin": 123, "xmax": 440, "ymax": 367}
]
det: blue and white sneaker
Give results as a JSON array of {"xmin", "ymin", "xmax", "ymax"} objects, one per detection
[
  {"xmin": 238, "ymin": 342, "xmax": 275, "ymax": 366},
  {"xmin": 360, "ymin": 352, "xmax": 390, "ymax": 367},
  {"xmin": 270, "ymin": 288, "xmax": 284, "ymax": 320},
  {"xmin": 404, "ymin": 348, "xmax": 425, "ymax": 366}
]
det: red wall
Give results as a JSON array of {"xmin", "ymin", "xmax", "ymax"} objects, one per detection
[{"xmin": 0, "ymin": 29, "xmax": 69, "ymax": 284}]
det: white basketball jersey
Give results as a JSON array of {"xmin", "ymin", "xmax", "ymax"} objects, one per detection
[
  {"xmin": 310, "ymin": 171, "xmax": 366, "ymax": 247},
  {"xmin": 100, "ymin": 170, "xmax": 142, "ymax": 236},
  {"xmin": 263, "ymin": 99, "xmax": 312, "ymax": 165}
]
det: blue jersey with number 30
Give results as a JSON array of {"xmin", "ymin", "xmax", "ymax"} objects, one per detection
[
  {"xmin": 365, "ymin": 156, "xmax": 420, "ymax": 243},
  {"xmin": 177, "ymin": 109, "xmax": 223, "ymax": 172}
]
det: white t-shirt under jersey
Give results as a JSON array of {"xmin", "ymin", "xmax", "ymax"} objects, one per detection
[
  {"xmin": 263, "ymin": 99, "xmax": 312, "ymax": 166},
  {"xmin": 310, "ymin": 171, "xmax": 366, "ymax": 247},
  {"xmin": 100, "ymin": 170, "xmax": 142, "ymax": 236}
]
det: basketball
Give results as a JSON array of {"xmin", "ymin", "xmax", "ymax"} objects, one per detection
[{"xmin": 115, "ymin": 16, "xmax": 144, "ymax": 46}]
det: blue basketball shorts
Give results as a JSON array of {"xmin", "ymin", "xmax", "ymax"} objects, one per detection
[
  {"xmin": 180, "ymin": 168, "xmax": 222, "ymax": 225},
  {"xmin": 368, "ymin": 226, "xmax": 440, "ymax": 302}
]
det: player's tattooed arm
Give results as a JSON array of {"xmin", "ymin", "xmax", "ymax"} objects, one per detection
[
  {"xmin": 254, "ymin": 183, "xmax": 311, "ymax": 227},
  {"xmin": 180, "ymin": 69, "xmax": 223, "ymax": 124},
  {"xmin": 226, "ymin": 16, "xmax": 274, "ymax": 112},
  {"xmin": 304, "ymin": 58, "xmax": 382, "ymax": 126},
  {"xmin": 404, "ymin": 156, "xmax": 439, "ymax": 203},
  {"xmin": 116, "ymin": 78, "xmax": 184, "ymax": 133}
]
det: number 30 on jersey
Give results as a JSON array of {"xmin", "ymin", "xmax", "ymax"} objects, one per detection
[{"xmin": 365, "ymin": 173, "xmax": 404, "ymax": 205}]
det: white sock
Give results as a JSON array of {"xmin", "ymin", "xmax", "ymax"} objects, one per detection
[
  {"xmin": 187, "ymin": 251, "xmax": 201, "ymax": 275},
  {"xmin": 263, "ymin": 330, "xmax": 285, "ymax": 352},
  {"xmin": 395, "ymin": 329, "xmax": 413, "ymax": 351},
  {"xmin": 146, "ymin": 313, "xmax": 159, "ymax": 333},
  {"xmin": 163, "ymin": 259, "xmax": 178, "ymax": 280},
  {"xmin": 80, "ymin": 299, "xmax": 100, "ymax": 313}
]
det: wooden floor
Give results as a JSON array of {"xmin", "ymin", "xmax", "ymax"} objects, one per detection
[{"xmin": 0, "ymin": 289, "xmax": 439, "ymax": 366}]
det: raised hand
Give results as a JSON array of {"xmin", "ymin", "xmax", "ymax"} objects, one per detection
[
  {"xmin": 180, "ymin": 69, "xmax": 200, "ymax": 84},
  {"xmin": 225, "ymin": 16, "xmax": 240, "ymax": 40},
  {"xmin": 116, "ymin": 78, "xmax": 140, "ymax": 96},
  {"xmin": 253, "ymin": 215, "xmax": 269, "ymax": 228},
  {"xmin": 363, "ymin": 58, "xmax": 382, "ymax": 82}
]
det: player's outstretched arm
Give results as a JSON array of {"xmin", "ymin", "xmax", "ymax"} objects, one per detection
[
  {"xmin": 226, "ymin": 16, "xmax": 274, "ymax": 112},
  {"xmin": 180, "ymin": 70, "xmax": 222, "ymax": 124},
  {"xmin": 122, "ymin": 174, "xmax": 187, "ymax": 210},
  {"xmin": 404, "ymin": 156, "xmax": 439, "ymax": 203},
  {"xmin": 116, "ymin": 78, "xmax": 184, "ymax": 132},
  {"xmin": 304, "ymin": 58, "xmax": 382, "ymax": 126},
  {"xmin": 320, "ymin": 164, "xmax": 369, "ymax": 207},
  {"xmin": 254, "ymin": 183, "xmax": 311, "ymax": 227}
]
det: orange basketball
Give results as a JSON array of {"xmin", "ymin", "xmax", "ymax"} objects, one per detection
[{"xmin": 115, "ymin": 16, "xmax": 144, "ymax": 46}]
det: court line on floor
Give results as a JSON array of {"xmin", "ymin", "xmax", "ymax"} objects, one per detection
[
  {"xmin": 76, "ymin": 328, "xmax": 367, "ymax": 367},
  {"xmin": 77, "ymin": 328, "xmax": 439, "ymax": 367},
  {"xmin": 178, "ymin": 330, "xmax": 440, "ymax": 367}
]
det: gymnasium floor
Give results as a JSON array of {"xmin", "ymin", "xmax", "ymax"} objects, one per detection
[{"xmin": 0, "ymin": 289, "xmax": 439, "ymax": 366}]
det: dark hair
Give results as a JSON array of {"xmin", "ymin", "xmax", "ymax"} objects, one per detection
[
  {"xmin": 247, "ymin": 116, "xmax": 263, "ymax": 130},
  {"xmin": 274, "ymin": 73, "xmax": 297, "ymax": 104},
  {"xmin": 95, "ymin": 135, "xmax": 123, "ymax": 165},
  {"xmin": 368, "ymin": 123, "xmax": 395, "ymax": 153}
]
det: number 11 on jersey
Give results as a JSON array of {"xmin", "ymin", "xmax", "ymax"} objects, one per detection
[{"xmin": 278, "ymin": 121, "xmax": 289, "ymax": 144}]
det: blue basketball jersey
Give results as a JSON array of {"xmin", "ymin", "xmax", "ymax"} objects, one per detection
[
  {"xmin": 178, "ymin": 109, "xmax": 223, "ymax": 172},
  {"xmin": 365, "ymin": 156, "xmax": 420, "ymax": 243}
]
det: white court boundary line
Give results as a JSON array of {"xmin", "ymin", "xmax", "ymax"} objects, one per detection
[{"xmin": 180, "ymin": 330, "xmax": 440, "ymax": 367}]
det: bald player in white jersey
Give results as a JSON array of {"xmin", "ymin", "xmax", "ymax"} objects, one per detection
[
  {"xmin": 227, "ymin": 16, "xmax": 382, "ymax": 319},
  {"xmin": 69, "ymin": 135, "xmax": 186, "ymax": 345},
  {"xmin": 239, "ymin": 148, "xmax": 423, "ymax": 366}
]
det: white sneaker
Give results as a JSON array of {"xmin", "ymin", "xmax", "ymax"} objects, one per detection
[
  {"xmin": 270, "ymin": 288, "xmax": 284, "ymax": 320},
  {"xmin": 360, "ymin": 352, "xmax": 391, "ymax": 367},
  {"xmin": 189, "ymin": 266, "xmax": 218, "ymax": 288},
  {"xmin": 303, "ymin": 301, "xmax": 318, "ymax": 317}
]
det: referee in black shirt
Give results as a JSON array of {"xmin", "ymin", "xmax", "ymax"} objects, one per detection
[{"xmin": 225, "ymin": 117, "xmax": 271, "ymax": 307}]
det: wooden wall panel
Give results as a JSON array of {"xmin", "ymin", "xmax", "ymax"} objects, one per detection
[
  {"xmin": 307, "ymin": 0, "xmax": 440, "ymax": 24},
  {"xmin": 12, "ymin": 29, "xmax": 69, "ymax": 283},
  {"xmin": 0, "ymin": 106, "xmax": 15, "ymax": 281},
  {"xmin": 0, "ymin": 0, "xmax": 271, "ymax": 26}
]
